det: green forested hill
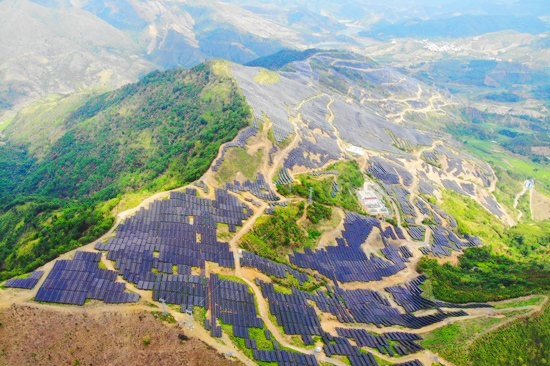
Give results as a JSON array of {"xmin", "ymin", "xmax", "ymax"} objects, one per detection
[{"xmin": 0, "ymin": 62, "xmax": 251, "ymax": 280}]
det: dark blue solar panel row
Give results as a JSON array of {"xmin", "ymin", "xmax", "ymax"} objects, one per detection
[
  {"xmin": 290, "ymin": 213, "xmax": 411, "ymax": 282},
  {"xmin": 348, "ymin": 353, "xmax": 379, "ymax": 366},
  {"xmin": 420, "ymin": 225, "xmax": 481, "ymax": 257},
  {"xmin": 323, "ymin": 336, "xmax": 360, "ymax": 356},
  {"xmin": 274, "ymin": 167, "xmax": 295, "ymax": 186},
  {"xmin": 4, "ymin": 270, "xmax": 44, "ymax": 289},
  {"xmin": 336, "ymin": 328, "xmax": 390, "ymax": 348},
  {"xmin": 385, "ymin": 275, "xmax": 438, "ymax": 313},
  {"xmin": 35, "ymin": 251, "xmax": 139, "ymax": 305},
  {"xmin": 284, "ymin": 132, "xmax": 342, "ymax": 170},
  {"xmin": 320, "ymin": 334, "xmax": 379, "ymax": 366},
  {"xmin": 336, "ymin": 328, "xmax": 424, "ymax": 357},
  {"xmin": 226, "ymin": 173, "xmax": 280, "ymax": 202},
  {"xmin": 96, "ymin": 189, "xmax": 252, "ymax": 286},
  {"xmin": 252, "ymin": 350, "xmax": 319, "ymax": 366},
  {"xmin": 151, "ymin": 274, "xmax": 208, "ymax": 310},
  {"xmin": 407, "ymin": 226, "xmax": 426, "ymax": 241},
  {"xmin": 209, "ymin": 274, "xmax": 263, "ymax": 339},
  {"xmin": 241, "ymin": 251, "xmax": 308, "ymax": 284},
  {"xmin": 394, "ymin": 360, "xmax": 423, "ymax": 366},
  {"xmin": 337, "ymin": 287, "xmax": 468, "ymax": 329},
  {"xmin": 257, "ymin": 280, "xmax": 322, "ymax": 336},
  {"xmin": 211, "ymin": 127, "xmax": 258, "ymax": 172}
]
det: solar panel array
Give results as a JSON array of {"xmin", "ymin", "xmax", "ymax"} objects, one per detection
[
  {"xmin": 241, "ymin": 251, "xmax": 308, "ymax": 284},
  {"xmin": 420, "ymin": 226, "xmax": 481, "ymax": 257},
  {"xmin": 210, "ymin": 274, "xmax": 264, "ymax": 339},
  {"xmin": 290, "ymin": 213, "xmax": 410, "ymax": 282},
  {"xmin": 284, "ymin": 133, "xmax": 342, "ymax": 170},
  {"xmin": 151, "ymin": 274, "xmax": 208, "ymax": 311},
  {"xmin": 258, "ymin": 280, "xmax": 322, "ymax": 336},
  {"xmin": 394, "ymin": 360, "xmax": 424, "ymax": 366},
  {"xmin": 442, "ymin": 179, "xmax": 468, "ymax": 196},
  {"xmin": 368, "ymin": 157, "xmax": 413, "ymax": 187},
  {"xmin": 4, "ymin": 270, "xmax": 44, "ymax": 289},
  {"xmin": 407, "ymin": 226, "xmax": 426, "ymax": 241},
  {"xmin": 96, "ymin": 189, "xmax": 251, "ymax": 285},
  {"xmin": 385, "ymin": 275, "xmax": 438, "ymax": 312},
  {"xmin": 226, "ymin": 173, "xmax": 280, "ymax": 201},
  {"xmin": 274, "ymin": 167, "xmax": 295, "ymax": 186},
  {"xmin": 35, "ymin": 251, "xmax": 139, "ymax": 305},
  {"xmin": 338, "ymin": 287, "xmax": 468, "ymax": 329},
  {"xmin": 336, "ymin": 328, "xmax": 425, "ymax": 357}
]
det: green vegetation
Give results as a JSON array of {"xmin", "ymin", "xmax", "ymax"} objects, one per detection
[
  {"xmin": 418, "ymin": 247, "xmax": 550, "ymax": 303},
  {"xmin": 0, "ymin": 62, "xmax": 251, "ymax": 281},
  {"xmin": 193, "ymin": 306, "xmax": 207, "ymax": 324},
  {"xmin": 306, "ymin": 202, "xmax": 332, "ymax": 224},
  {"xmin": 221, "ymin": 323, "xmax": 276, "ymax": 366},
  {"xmin": 241, "ymin": 199, "xmax": 340, "ymax": 266},
  {"xmin": 421, "ymin": 316, "xmax": 503, "ymax": 366},
  {"xmin": 142, "ymin": 335, "xmax": 151, "ymax": 346},
  {"xmin": 151, "ymin": 311, "xmax": 177, "ymax": 324},
  {"xmin": 439, "ymin": 190, "xmax": 506, "ymax": 250},
  {"xmin": 241, "ymin": 203, "xmax": 310, "ymax": 263},
  {"xmin": 468, "ymin": 305, "xmax": 550, "ymax": 366},
  {"xmin": 516, "ymin": 190, "xmax": 532, "ymax": 221},
  {"xmin": 254, "ymin": 69, "xmax": 281, "ymax": 85},
  {"xmin": 277, "ymin": 161, "xmax": 365, "ymax": 213},
  {"xmin": 448, "ymin": 121, "xmax": 550, "ymax": 195},
  {"xmin": 271, "ymin": 272, "xmax": 323, "ymax": 293},
  {"xmin": 419, "ymin": 190, "xmax": 550, "ymax": 303},
  {"xmin": 3, "ymin": 91, "xmax": 95, "ymax": 158},
  {"xmin": 215, "ymin": 147, "xmax": 263, "ymax": 183},
  {"xmin": 422, "ymin": 304, "xmax": 550, "ymax": 366},
  {"xmin": 493, "ymin": 296, "xmax": 544, "ymax": 310}
]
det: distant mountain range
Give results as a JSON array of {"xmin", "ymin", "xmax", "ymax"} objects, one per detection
[{"xmin": 1, "ymin": 0, "xmax": 548, "ymax": 119}]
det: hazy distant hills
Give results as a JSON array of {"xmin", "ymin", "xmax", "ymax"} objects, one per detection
[
  {"xmin": 362, "ymin": 15, "xmax": 549, "ymax": 40},
  {"xmin": 0, "ymin": 0, "xmax": 295, "ymax": 116},
  {"xmin": 0, "ymin": 0, "xmax": 548, "ymax": 119}
]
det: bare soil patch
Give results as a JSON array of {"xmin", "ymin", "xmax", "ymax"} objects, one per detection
[
  {"xmin": 0, "ymin": 305, "xmax": 240, "ymax": 366},
  {"xmin": 532, "ymin": 189, "xmax": 550, "ymax": 221}
]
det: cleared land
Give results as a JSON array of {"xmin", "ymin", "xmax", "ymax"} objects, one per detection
[{"xmin": 0, "ymin": 304, "xmax": 240, "ymax": 366}]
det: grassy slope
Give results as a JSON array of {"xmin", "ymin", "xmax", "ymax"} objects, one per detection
[
  {"xmin": 469, "ymin": 305, "xmax": 550, "ymax": 366},
  {"xmin": 0, "ymin": 62, "xmax": 251, "ymax": 280},
  {"xmin": 422, "ymin": 304, "xmax": 550, "ymax": 366},
  {"xmin": 215, "ymin": 147, "xmax": 264, "ymax": 183}
]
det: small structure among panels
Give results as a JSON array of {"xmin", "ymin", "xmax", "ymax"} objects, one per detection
[
  {"xmin": 35, "ymin": 251, "xmax": 139, "ymax": 305},
  {"xmin": 4, "ymin": 270, "xmax": 44, "ymax": 290}
]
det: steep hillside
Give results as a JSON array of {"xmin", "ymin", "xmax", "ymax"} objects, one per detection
[{"xmin": 0, "ymin": 62, "xmax": 251, "ymax": 280}]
